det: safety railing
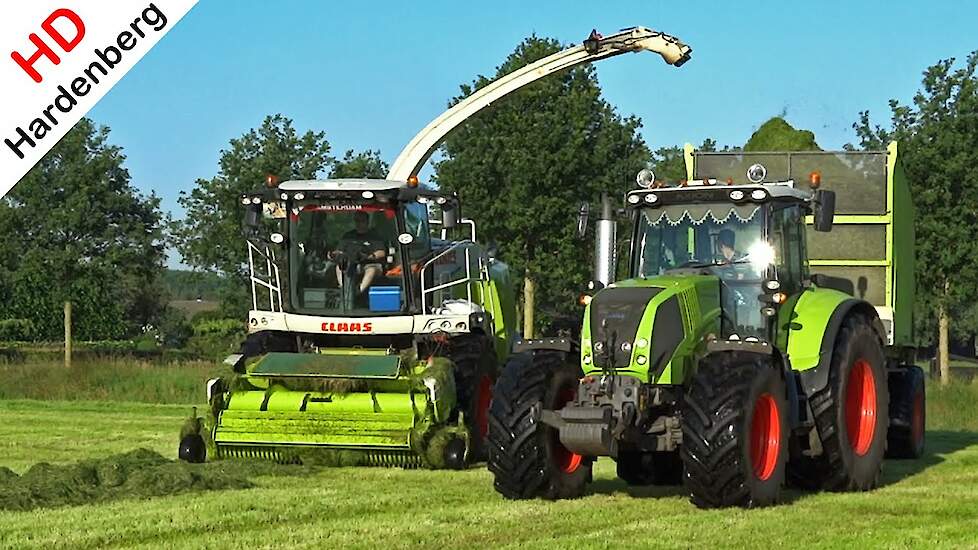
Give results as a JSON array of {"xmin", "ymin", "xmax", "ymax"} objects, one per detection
[
  {"xmin": 419, "ymin": 241, "xmax": 488, "ymax": 313},
  {"xmin": 247, "ymin": 240, "xmax": 283, "ymax": 312}
]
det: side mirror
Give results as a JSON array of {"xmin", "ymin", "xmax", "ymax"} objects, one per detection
[
  {"xmin": 442, "ymin": 206, "xmax": 458, "ymax": 229},
  {"xmin": 577, "ymin": 201, "xmax": 590, "ymax": 239},
  {"xmin": 813, "ymin": 190, "xmax": 835, "ymax": 232}
]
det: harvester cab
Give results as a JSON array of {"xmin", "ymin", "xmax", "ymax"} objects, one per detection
[
  {"xmin": 489, "ymin": 144, "xmax": 926, "ymax": 507},
  {"xmin": 180, "ymin": 25, "xmax": 693, "ymax": 469}
]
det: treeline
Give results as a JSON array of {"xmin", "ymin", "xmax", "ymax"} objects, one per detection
[{"xmin": 2, "ymin": 36, "xmax": 977, "ymax": 378}]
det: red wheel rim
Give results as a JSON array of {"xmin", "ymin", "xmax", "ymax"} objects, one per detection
[
  {"xmin": 845, "ymin": 359, "xmax": 877, "ymax": 456},
  {"xmin": 911, "ymin": 389, "xmax": 924, "ymax": 449},
  {"xmin": 551, "ymin": 387, "xmax": 583, "ymax": 474},
  {"xmin": 474, "ymin": 376, "xmax": 493, "ymax": 439},
  {"xmin": 749, "ymin": 393, "xmax": 781, "ymax": 481}
]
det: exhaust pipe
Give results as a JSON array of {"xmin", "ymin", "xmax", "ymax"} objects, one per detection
[{"xmin": 594, "ymin": 193, "xmax": 616, "ymax": 287}]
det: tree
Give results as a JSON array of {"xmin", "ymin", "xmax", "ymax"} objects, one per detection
[
  {"xmin": 434, "ymin": 36, "xmax": 651, "ymax": 335},
  {"xmin": 744, "ymin": 117, "xmax": 820, "ymax": 151},
  {"xmin": 330, "ymin": 149, "xmax": 388, "ymax": 178},
  {"xmin": 649, "ymin": 139, "xmax": 728, "ymax": 183},
  {"xmin": 172, "ymin": 115, "xmax": 333, "ymax": 315},
  {"xmin": 852, "ymin": 52, "xmax": 978, "ymax": 383},
  {"xmin": 0, "ymin": 118, "xmax": 166, "ymax": 340}
]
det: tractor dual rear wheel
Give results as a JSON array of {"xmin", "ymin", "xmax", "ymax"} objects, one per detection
[
  {"xmin": 681, "ymin": 352, "xmax": 788, "ymax": 508},
  {"xmin": 796, "ymin": 315, "xmax": 889, "ymax": 491},
  {"xmin": 488, "ymin": 351, "xmax": 591, "ymax": 500},
  {"xmin": 886, "ymin": 365, "xmax": 926, "ymax": 459}
]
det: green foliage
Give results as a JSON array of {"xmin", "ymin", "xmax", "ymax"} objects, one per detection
[
  {"xmin": 192, "ymin": 318, "xmax": 244, "ymax": 337},
  {"xmin": 172, "ymin": 115, "xmax": 333, "ymax": 315},
  {"xmin": 649, "ymin": 139, "xmax": 730, "ymax": 184},
  {"xmin": 329, "ymin": 149, "xmax": 389, "ymax": 178},
  {"xmin": 162, "ymin": 269, "xmax": 225, "ymax": 301},
  {"xmin": 852, "ymin": 52, "xmax": 978, "ymax": 344},
  {"xmin": 0, "ymin": 357, "xmax": 226, "ymax": 403},
  {"xmin": 744, "ymin": 117, "xmax": 821, "ymax": 151},
  {"xmin": 434, "ymin": 36, "xmax": 651, "ymax": 326},
  {"xmin": 0, "ymin": 319, "xmax": 36, "ymax": 341},
  {"xmin": 0, "ymin": 118, "xmax": 167, "ymax": 340}
]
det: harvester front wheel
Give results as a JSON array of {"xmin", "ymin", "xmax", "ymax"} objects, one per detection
[
  {"xmin": 446, "ymin": 336, "xmax": 497, "ymax": 462},
  {"xmin": 179, "ymin": 434, "xmax": 206, "ymax": 463},
  {"xmin": 488, "ymin": 351, "xmax": 590, "ymax": 500},
  {"xmin": 805, "ymin": 315, "xmax": 888, "ymax": 491},
  {"xmin": 886, "ymin": 365, "xmax": 925, "ymax": 459},
  {"xmin": 681, "ymin": 352, "xmax": 787, "ymax": 508}
]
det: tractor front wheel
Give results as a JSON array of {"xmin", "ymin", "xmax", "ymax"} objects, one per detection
[
  {"xmin": 488, "ymin": 351, "xmax": 590, "ymax": 500},
  {"xmin": 681, "ymin": 352, "xmax": 787, "ymax": 508},
  {"xmin": 803, "ymin": 315, "xmax": 888, "ymax": 491}
]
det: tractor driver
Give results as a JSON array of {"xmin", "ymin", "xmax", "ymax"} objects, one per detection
[
  {"xmin": 311, "ymin": 211, "xmax": 387, "ymax": 294},
  {"xmin": 717, "ymin": 229, "xmax": 742, "ymax": 264}
]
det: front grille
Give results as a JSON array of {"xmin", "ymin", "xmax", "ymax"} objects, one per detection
[{"xmin": 590, "ymin": 287, "xmax": 661, "ymax": 368}]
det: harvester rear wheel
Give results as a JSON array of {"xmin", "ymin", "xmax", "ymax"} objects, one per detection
[
  {"xmin": 802, "ymin": 315, "xmax": 888, "ymax": 491},
  {"xmin": 445, "ymin": 335, "xmax": 497, "ymax": 462},
  {"xmin": 681, "ymin": 352, "xmax": 787, "ymax": 508},
  {"xmin": 886, "ymin": 365, "xmax": 926, "ymax": 459},
  {"xmin": 488, "ymin": 351, "xmax": 590, "ymax": 500}
]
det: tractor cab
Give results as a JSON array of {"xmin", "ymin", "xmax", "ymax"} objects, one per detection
[{"xmin": 624, "ymin": 167, "xmax": 835, "ymax": 341}]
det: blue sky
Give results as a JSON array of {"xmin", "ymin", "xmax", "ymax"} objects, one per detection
[{"xmin": 87, "ymin": 0, "xmax": 978, "ymax": 267}]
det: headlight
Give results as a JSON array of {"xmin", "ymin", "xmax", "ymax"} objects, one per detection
[
  {"xmin": 362, "ymin": 191, "xmax": 375, "ymax": 199},
  {"xmin": 729, "ymin": 190, "xmax": 745, "ymax": 201},
  {"xmin": 747, "ymin": 163, "xmax": 767, "ymax": 183},
  {"xmin": 746, "ymin": 241, "xmax": 776, "ymax": 268},
  {"xmin": 645, "ymin": 193, "xmax": 658, "ymax": 203},
  {"xmin": 627, "ymin": 194, "xmax": 641, "ymax": 204},
  {"xmin": 636, "ymin": 168, "xmax": 655, "ymax": 188},
  {"xmin": 750, "ymin": 189, "xmax": 768, "ymax": 201}
]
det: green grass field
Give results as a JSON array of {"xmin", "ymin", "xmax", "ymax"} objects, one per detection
[{"xmin": 1, "ymin": 377, "xmax": 977, "ymax": 548}]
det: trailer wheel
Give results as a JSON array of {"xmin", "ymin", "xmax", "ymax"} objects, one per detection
[
  {"xmin": 681, "ymin": 352, "xmax": 787, "ymax": 508},
  {"xmin": 488, "ymin": 351, "xmax": 590, "ymax": 500},
  {"xmin": 805, "ymin": 315, "xmax": 888, "ymax": 491},
  {"xmin": 886, "ymin": 365, "xmax": 926, "ymax": 459}
]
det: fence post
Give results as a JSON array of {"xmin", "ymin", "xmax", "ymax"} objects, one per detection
[{"xmin": 64, "ymin": 301, "xmax": 72, "ymax": 368}]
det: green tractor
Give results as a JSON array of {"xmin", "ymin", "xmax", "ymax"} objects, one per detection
[
  {"xmin": 179, "ymin": 178, "xmax": 517, "ymax": 468},
  {"xmin": 488, "ymin": 144, "xmax": 926, "ymax": 506},
  {"xmin": 178, "ymin": 26, "xmax": 693, "ymax": 468}
]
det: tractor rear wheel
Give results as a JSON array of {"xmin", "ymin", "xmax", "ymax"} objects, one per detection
[
  {"xmin": 886, "ymin": 365, "xmax": 926, "ymax": 459},
  {"xmin": 803, "ymin": 315, "xmax": 888, "ymax": 491},
  {"xmin": 617, "ymin": 450, "xmax": 683, "ymax": 486},
  {"xmin": 681, "ymin": 352, "xmax": 787, "ymax": 508},
  {"xmin": 488, "ymin": 351, "xmax": 590, "ymax": 500}
]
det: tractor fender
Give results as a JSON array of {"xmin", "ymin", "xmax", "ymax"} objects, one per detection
[
  {"xmin": 704, "ymin": 340, "xmax": 801, "ymax": 431},
  {"xmin": 796, "ymin": 297, "xmax": 884, "ymax": 396}
]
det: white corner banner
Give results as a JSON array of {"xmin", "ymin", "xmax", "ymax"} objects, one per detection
[{"xmin": 0, "ymin": 1, "xmax": 198, "ymax": 197}]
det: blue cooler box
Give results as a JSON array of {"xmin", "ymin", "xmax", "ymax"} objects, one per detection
[{"xmin": 368, "ymin": 286, "xmax": 402, "ymax": 312}]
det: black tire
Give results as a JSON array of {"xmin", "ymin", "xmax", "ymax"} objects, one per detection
[
  {"xmin": 179, "ymin": 434, "xmax": 206, "ymax": 463},
  {"xmin": 681, "ymin": 352, "xmax": 788, "ymax": 508},
  {"xmin": 488, "ymin": 351, "xmax": 591, "ymax": 500},
  {"xmin": 799, "ymin": 315, "xmax": 889, "ymax": 491},
  {"xmin": 617, "ymin": 450, "xmax": 683, "ymax": 486},
  {"xmin": 886, "ymin": 365, "xmax": 926, "ymax": 459},
  {"xmin": 617, "ymin": 451, "xmax": 656, "ymax": 486},
  {"xmin": 445, "ymin": 335, "xmax": 497, "ymax": 462}
]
